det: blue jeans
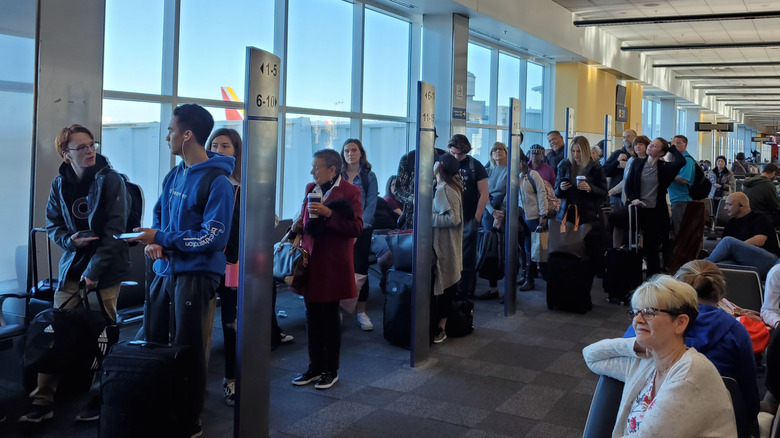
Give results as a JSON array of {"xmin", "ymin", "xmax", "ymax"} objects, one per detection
[{"xmin": 706, "ymin": 236, "xmax": 779, "ymax": 278}]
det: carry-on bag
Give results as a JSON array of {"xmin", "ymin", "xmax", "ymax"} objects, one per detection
[
  {"xmin": 29, "ymin": 227, "xmax": 58, "ymax": 302},
  {"xmin": 548, "ymin": 205, "xmax": 592, "ymax": 258},
  {"xmin": 99, "ymin": 340, "xmax": 198, "ymax": 438},
  {"xmin": 546, "ymin": 252, "xmax": 594, "ymax": 313},
  {"xmin": 24, "ymin": 284, "xmax": 117, "ymax": 375},
  {"xmin": 446, "ymin": 298, "xmax": 474, "ymax": 337},
  {"xmin": 477, "ymin": 228, "xmax": 504, "ymax": 280},
  {"xmin": 602, "ymin": 204, "xmax": 643, "ymax": 304},
  {"xmin": 383, "ymin": 268, "xmax": 413, "ymax": 349}
]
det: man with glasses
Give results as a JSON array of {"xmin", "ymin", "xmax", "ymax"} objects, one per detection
[
  {"xmin": 20, "ymin": 124, "xmax": 131, "ymax": 423},
  {"xmin": 705, "ymin": 192, "xmax": 780, "ymax": 278},
  {"xmin": 448, "ymin": 134, "xmax": 489, "ymax": 299}
]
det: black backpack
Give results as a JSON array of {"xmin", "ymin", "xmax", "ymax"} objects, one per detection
[
  {"xmin": 687, "ymin": 157, "xmax": 712, "ymax": 200},
  {"xmin": 119, "ymin": 173, "xmax": 144, "ymax": 233}
]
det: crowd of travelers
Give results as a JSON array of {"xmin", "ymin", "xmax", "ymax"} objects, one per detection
[{"xmin": 15, "ymin": 106, "xmax": 780, "ymax": 437}]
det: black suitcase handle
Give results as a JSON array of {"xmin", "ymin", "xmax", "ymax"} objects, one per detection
[{"xmin": 29, "ymin": 227, "xmax": 53, "ymax": 295}]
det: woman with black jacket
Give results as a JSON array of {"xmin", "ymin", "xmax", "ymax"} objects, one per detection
[
  {"xmin": 613, "ymin": 137, "xmax": 686, "ymax": 276},
  {"xmin": 555, "ymin": 136, "xmax": 608, "ymax": 274}
]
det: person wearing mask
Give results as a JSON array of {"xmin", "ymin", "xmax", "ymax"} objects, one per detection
[
  {"xmin": 708, "ymin": 155, "xmax": 735, "ymax": 202},
  {"xmin": 583, "ymin": 275, "xmax": 738, "ymax": 437},
  {"xmin": 554, "ymin": 136, "xmax": 608, "ymax": 275},
  {"xmin": 476, "ymin": 142, "xmax": 508, "ymax": 300},
  {"xmin": 20, "ymin": 124, "xmax": 131, "ymax": 423},
  {"xmin": 546, "ymin": 130, "xmax": 566, "ymax": 172},
  {"xmin": 290, "ymin": 149, "xmax": 363, "ymax": 390},
  {"xmin": 431, "ymin": 154, "xmax": 463, "ymax": 344},
  {"xmin": 447, "ymin": 134, "xmax": 489, "ymax": 299},
  {"xmin": 341, "ymin": 139, "xmax": 378, "ymax": 331}
]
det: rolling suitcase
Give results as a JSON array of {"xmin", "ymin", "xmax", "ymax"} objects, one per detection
[
  {"xmin": 546, "ymin": 252, "xmax": 594, "ymax": 313},
  {"xmin": 383, "ymin": 268, "xmax": 412, "ymax": 349},
  {"xmin": 602, "ymin": 204, "xmax": 643, "ymax": 304},
  {"xmin": 99, "ymin": 340, "xmax": 199, "ymax": 438}
]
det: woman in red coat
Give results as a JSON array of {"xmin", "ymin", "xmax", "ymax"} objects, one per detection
[{"xmin": 291, "ymin": 149, "xmax": 363, "ymax": 390}]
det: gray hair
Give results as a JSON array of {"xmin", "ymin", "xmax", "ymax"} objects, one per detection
[{"xmin": 313, "ymin": 149, "xmax": 342, "ymax": 175}]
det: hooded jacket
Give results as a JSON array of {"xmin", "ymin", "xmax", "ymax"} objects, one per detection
[
  {"xmin": 152, "ymin": 151, "xmax": 235, "ymax": 277},
  {"xmin": 45, "ymin": 153, "xmax": 131, "ymax": 289},
  {"xmin": 742, "ymin": 174, "xmax": 780, "ymax": 216},
  {"xmin": 624, "ymin": 304, "xmax": 759, "ymax": 421}
]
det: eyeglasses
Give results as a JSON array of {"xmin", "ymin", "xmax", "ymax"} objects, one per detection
[
  {"xmin": 627, "ymin": 307, "xmax": 678, "ymax": 321},
  {"xmin": 66, "ymin": 141, "xmax": 98, "ymax": 154},
  {"xmin": 491, "ymin": 148, "xmax": 507, "ymax": 154}
]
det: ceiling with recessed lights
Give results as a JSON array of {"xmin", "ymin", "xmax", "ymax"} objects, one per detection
[{"xmin": 550, "ymin": 0, "xmax": 780, "ymax": 126}]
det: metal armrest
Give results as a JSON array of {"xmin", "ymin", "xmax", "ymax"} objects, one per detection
[{"xmin": 0, "ymin": 291, "xmax": 28, "ymax": 327}]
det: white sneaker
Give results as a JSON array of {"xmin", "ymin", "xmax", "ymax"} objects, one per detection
[{"xmin": 357, "ymin": 312, "xmax": 373, "ymax": 331}]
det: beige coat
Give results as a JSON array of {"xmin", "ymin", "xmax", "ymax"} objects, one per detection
[{"xmin": 432, "ymin": 182, "xmax": 463, "ymax": 295}]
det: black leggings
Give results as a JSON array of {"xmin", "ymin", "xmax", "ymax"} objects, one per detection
[{"xmin": 354, "ymin": 228, "xmax": 373, "ymax": 302}]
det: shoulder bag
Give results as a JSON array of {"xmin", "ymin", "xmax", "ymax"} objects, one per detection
[
  {"xmin": 548, "ymin": 204, "xmax": 591, "ymax": 259},
  {"xmin": 273, "ymin": 231, "xmax": 309, "ymax": 287}
]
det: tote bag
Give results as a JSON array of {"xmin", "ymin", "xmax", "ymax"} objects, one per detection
[{"xmin": 548, "ymin": 205, "xmax": 591, "ymax": 259}]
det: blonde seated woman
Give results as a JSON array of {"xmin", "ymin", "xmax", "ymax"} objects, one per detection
[{"xmin": 583, "ymin": 275, "xmax": 737, "ymax": 437}]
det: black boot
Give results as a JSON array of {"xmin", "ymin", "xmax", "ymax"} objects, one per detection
[{"xmin": 518, "ymin": 260, "xmax": 535, "ymax": 291}]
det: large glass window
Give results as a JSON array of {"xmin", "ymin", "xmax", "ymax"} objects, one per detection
[
  {"xmin": 0, "ymin": 29, "xmax": 35, "ymax": 294},
  {"xmin": 497, "ymin": 53, "xmax": 520, "ymax": 128},
  {"xmin": 363, "ymin": 9, "xmax": 410, "ymax": 117},
  {"xmin": 525, "ymin": 61, "xmax": 544, "ymax": 130},
  {"xmin": 466, "ymin": 127, "xmax": 489, "ymax": 164},
  {"xmin": 286, "ymin": 0, "xmax": 353, "ymax": 111},
  {"xmin": 281, "ymin": 114, "xmax": 351, "ymax": 218},
  {"xmin": 101, "ymin": 100, "xmax": 163, "ymax": 228},
  {"xmin": 466, "ymin": 43, "xmax": 491, "ymax": 124},
  {"xmin": 104, "ymin": 0, "xmax": 165, "ymax": 94},
  {"xmin": 361, "ymin": 120, "xmax": 408, "ymax": 193},
  {"xmin": 178, "ymin": 0, "xmax": 274, "ymax": 100}
]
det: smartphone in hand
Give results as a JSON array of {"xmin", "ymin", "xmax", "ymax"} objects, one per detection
[
  {"xmin": 75, "ymin": 230, "xmax": 97, "ymax": 239},
  {"xmin": 114, "ymin": 232, "xmax": 144, "ymax": 240}
]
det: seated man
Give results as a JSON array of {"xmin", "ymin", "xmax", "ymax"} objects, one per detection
[
  {"xmin": 706, "ymin": 192, "xmax": 780, "ymax": 278},
  {"xmin": 742, "ymin": 163, "xmax": 780, "ymax": 227}
]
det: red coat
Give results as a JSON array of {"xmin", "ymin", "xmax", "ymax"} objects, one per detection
[{"xmin": 300, "ymin": 179, "xmax": 363, "ymax": 302}]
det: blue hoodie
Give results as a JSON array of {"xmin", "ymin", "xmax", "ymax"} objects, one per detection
[
  {"xmin": 624, "ymin": 304, "xmax": 759, "ymax": 420},
  {"xmin": 152, "ymin": 151, "xmax": 235, "ymax": 277}
]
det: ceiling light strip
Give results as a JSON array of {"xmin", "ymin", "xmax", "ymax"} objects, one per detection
[
  {"xmin": 676, "ymin": 75, "xmax": 780, "ymax": 80},
  {"xmin": 654, "ymin": 61, "xmax": 780, "ymax": 68},
  {"xmin": 574, "ymin": 11, "xmax": 780, "ymax": 27},
  {"xmin": 623, "ymin": 41, "xmax": 780, "ymax": 52}
]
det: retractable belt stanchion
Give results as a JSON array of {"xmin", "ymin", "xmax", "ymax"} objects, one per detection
[
  {"xmin": 504, "ymin": 98, "xmax": 521, "ymax": 316},
  {"xmin": 411, "ymin": 81, "xmax": 435, "ymax": 367},
  {"xmin": 236, "ymin": 47, "xmax": 279, "ymax": 437}
]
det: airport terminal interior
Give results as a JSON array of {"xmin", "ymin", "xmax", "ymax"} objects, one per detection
[{"xmin": 2, "ymin": 0, "xmax": 780, "ymax": 436}]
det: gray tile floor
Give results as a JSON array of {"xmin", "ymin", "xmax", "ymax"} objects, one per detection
[{"xmin": 0, "ymin": 272, "xmax": 630, "ymax": 437}]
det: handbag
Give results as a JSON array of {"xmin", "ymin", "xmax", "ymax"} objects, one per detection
[
  {"xmin": 386, "ymin": 230, "xmax": 414, "ymax": 273},
  {"xmin": 477, "ymin": 228, "xmax": 504, "ymax": 280},
  {"xmin": 548, "ymin": 204, "xmax": 592, "ymax": 259},
  {"xmin": 24, "ymin": 286, "xmax": 117, "ymax": 374},
  {"xmin": 531, "ymin": 230, "xmax": 549, "ymax": 263},
  {"xmin": 273, "ymin": 232, "xmax": 309, "ymax": 287}
]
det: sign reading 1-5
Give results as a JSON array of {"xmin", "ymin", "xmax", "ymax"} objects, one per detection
[{"xmin": 255, "ymin": 62, "xmax": 279, "ymax": 109}]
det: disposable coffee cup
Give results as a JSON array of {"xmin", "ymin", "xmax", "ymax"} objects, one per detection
[
  {"xmin": 308, "ymin": 192, "xmax": 322, "ymax": 218},
  {"xmin": 576, "ymin": 176, "xmax": 586, "ymax": 184}
]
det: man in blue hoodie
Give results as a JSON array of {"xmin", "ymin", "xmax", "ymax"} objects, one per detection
[{"xmin": 131, "ymin": 104, "xmax": 234, "ymax": 437}]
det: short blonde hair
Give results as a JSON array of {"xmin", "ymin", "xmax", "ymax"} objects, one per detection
[
  {"xmin": 489, "ymin": 142, "xmax": 508, "ymax": 167},
  {"xmin": 631, "ymin": 275, "xmax": 699, "ymax": 331}
]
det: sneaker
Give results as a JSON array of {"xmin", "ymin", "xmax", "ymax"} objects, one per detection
[
  {"xmin": 357, "ymin": 312, "xmax": 373, "ymax": 331},
  {"xmin": 433, "ymin": 328, "xmax": 447, "ymax": 344},
  {"xmin": 18, "ymin": 404, "xmax": 53, "ymax": 423},
  {"xmin": 518, "ymin": 280, "xmax": 534, "ymax": 291},
  {"xmin": 223, "ymin": 380, "xmax": 236, "ymax": 407},
  {"xmin": 314, "ymin": 372, "xmax": 339, "ymax": 390},
  {"xmin": 292, "ymin": 370, "xmax": 320, "ymax": 386},
  {"xmin": 475, "ymin": 290, "xmax": 498, "ymax": 300},
  {"xmin": 279, "ymin": 332, "xmax": 294, "ymax": 343},
  {"xmin": 74, "ymin": 397, "xmax": 101, "ymax": 422}
]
